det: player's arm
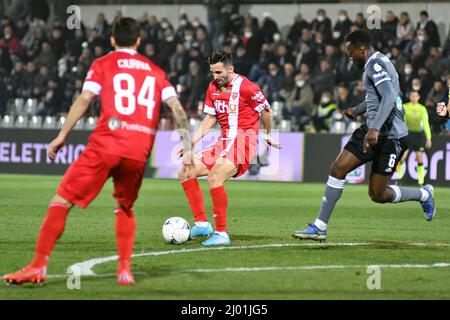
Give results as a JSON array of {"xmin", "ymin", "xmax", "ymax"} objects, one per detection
[
  {"xmin": 192, "ymin": 114, "xmax": 217, "ymax": 145},
  {"xmin": 47, "ymin": 91, "xmax": 95, "ymax": 160},
  {"xmin": 165, "ymin": 96, "xmax": 194, "ymax": 161},
  {"xmin": 345, "ymin": 101, "xmax": 367, "ymax": 120},
  {"xmin": 261, "ymin": 108, "xmax": 281, "ymax": 149},
  {"xmin": 421, "ymin": 106, "xmax": 432, "ymax": 149}
]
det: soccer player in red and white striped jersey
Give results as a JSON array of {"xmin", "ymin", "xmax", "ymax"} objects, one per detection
[
  {"xmin": 3, "ymin": 18, "xmax": 193, "ymax": 286},
  {"xmin": 178, "ymin": 49, "xmax": 281, "ymax": 246}
]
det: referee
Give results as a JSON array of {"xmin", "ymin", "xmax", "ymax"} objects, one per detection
[{"xmin": 396, "ymin": 91, "xmax": 432, "ymax": 186}]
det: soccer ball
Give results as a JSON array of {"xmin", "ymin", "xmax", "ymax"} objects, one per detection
[{"xmin": 162, "ymin": 217, "xmax": 190, "ymax": 244}]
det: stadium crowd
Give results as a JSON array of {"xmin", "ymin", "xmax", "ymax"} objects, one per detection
[{"xmin": 0, "ymin": 2, "xmax": 449, "ymax": 133}]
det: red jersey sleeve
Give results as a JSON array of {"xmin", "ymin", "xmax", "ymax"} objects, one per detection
[
  {"xmin": 245, "ymin": 82, "xmax": 270, "ymax": 113},
  {"xmin": 82, "ymin": 59, "xmax": 104, "ymax": 96},
  {"xmin": 203, "ymin": 84, "xmax": 216, "ymax": 116}
]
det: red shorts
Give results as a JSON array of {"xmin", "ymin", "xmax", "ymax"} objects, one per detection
[
  {"xmin": 57, "ymin": 147, "xmax": 147, "ymax": 210},
  {"xmin": 197, "ymin": 134, "xmax": 258, "ymax": 178}
]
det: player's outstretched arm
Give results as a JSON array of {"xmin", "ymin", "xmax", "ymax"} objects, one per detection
[
  {"xmin": 47, "ymin": 91, "xmax": 95, "ymax": 160},
  {"xmin": 261, "ymin": 108, "xmax": 281, "ymax": 149},
  {"xmin": 165, "ymin": 96, "xmax": 195, "ymax": 166}
]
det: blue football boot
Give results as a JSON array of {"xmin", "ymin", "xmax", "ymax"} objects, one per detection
[
  {"xmin": 292, "ymin": 223, "xmax": 327, "ymax": 242},
  {"xmin": 420, "ymin": 185, "xmax": 436, "ymax": 221},
  {"xmin": 202, "ymin": 232, "xmax": 231, "ymax": 246},
  {"xmin": 189, "ymin": 222, "xmax": 213, "ymax": 240}
]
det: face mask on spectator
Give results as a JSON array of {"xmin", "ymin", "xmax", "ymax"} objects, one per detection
[
  {"xmin": 185, "ymin": 35, "xmax": 193, "ymax": 41},
  {"xmin": 231, "ymin": 37, "xmax": 239, "ymax": 45},
  {"xmin": 339, "ymin": 15, "xmax": 346, "ymax": 22},
  {"xmin": 270, "ymin": 70, "xmax": 278, "ymax": 76},
  {"xmin": 161, "ymin": 22, "xmax": 169, "ymax": 29},
  {"xmin": 180, "ymin": 19, "xmax": 187, "ymax": 27},
  {"xmin": 273, "ymin": 33, "xmax": 281, "ymax": 42},
  {"xmin": 244, "ymin": 31, "xmax": 253, "ymax": 38},
  {"xmin": 333, "ymin": 31, "xmax": 341, "ymax": 39},
  {"xmin": 412, "ymin": 84, "xmax": 421, "ymax": 91},
  {"xmin": 321, "ymin": 96, "xmax": 331, "ymax": 104},
  {"xmin": 404, "ymin": 67, "xmax": 412, "ymax": 75},
  {"xmin": 192, "ymin": 20, "xmax": 200, "ymax": 28},
  {"xmin": 4, "ymin": 33, "xmax": 11, "ymax": 40},
  {"xmin": 296, "ymin": 80, "xmax": 305, "ymax": 88},
  {"xmin": 317, "ymin": 15, "xmax": 324, "ymax": 22},
  {"xmin": 417, "ymin": 35, "xmax": 425, "ymax": 42},
  {"xmin": 166, "ymin": 36, "xmax": 174, "ymax": 42}
]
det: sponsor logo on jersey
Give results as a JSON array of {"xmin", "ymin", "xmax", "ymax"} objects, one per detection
[
  {"xmin": 251, "ymin": 91, "xmax": 265, "ymax": 103},
  {"xmin": 373, "ymin": 71, "xmax": 388, "ymax": 78},
  {"xmin": 373, "ymin": 63, "xmax": 382, "ymax": 72},
  {"xmin": 108, "ymin": 117, "xmax": 120, "ymax": 131}
]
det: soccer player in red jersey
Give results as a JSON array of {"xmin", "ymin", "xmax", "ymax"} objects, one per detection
[
  {"xmin": 178, "ymin": 49, "xmax": 281, "ymax": 246},
  {"xmin": 3, "ymin": 18, "xmax": 193, "ymax": 286}
]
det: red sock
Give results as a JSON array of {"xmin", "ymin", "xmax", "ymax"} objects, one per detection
[
  {"xmin": 181, "ymin": 178, "xmax": 207, "ymax": 222},
  {"xmin": 31, "ymin": 204, "xmax": 69, "ymax": 268},
  {"xmin": 210, "ymin": 186, "xmax": 228, "ymax": 232},
  {"xmin": 115, "ymin": 208, "xmax": 136, "ymax": 265}
]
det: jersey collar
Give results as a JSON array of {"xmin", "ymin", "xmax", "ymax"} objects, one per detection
[{"xmin": 115, "ymin": 48, "xmax": 137, "ymax": 55}]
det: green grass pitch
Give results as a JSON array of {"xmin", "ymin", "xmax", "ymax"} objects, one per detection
[{"xmin": 0, "ymin": 174, "xmax": 449, "ymax": 299}]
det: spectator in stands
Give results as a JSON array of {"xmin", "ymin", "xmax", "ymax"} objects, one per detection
[
  {"xmin": 283, "ymin": 73, "xmax": 314, "ymax": 130},
  {"xmin": 36, "ymin": 77, "xmax": 64, "ymax": 117},
  {"xmin": 261, "ymin": 62, "xmax": 283, "ymax": 103},
  {"xmin": 333, "ymin": 10, "xmax": 352, "ymax": 45},
  {"xmin": 204, "ymin": 0, "xmax": 224, "ymax": 47},
  {"xmin": 312, "ymin": 59, "xmax": 335, "ymax": 101},
  {"xmin": 93, "ymin": 13, "xmax": 109, "ymax": 37},
  {"xmin": 425, "ymin": 47, "xmax": 447, "ymax": 80},
  {"xmin": 274, "ymin": 43, "xmax": 294, "ymax": 69},
  {"xmin": 353, "ymin": 13, "xmax": 366, "ymax": 30},
  {"xmin": 233, "ymin": 45, "xmax": 252, "ymax": 76},
  {"xmin": 287, "ymin": 14, "xmax": 310, "ymax": 48},
  {"xmin": 416, "ymin": 10, "xmax": 440, "ymax": 48},
  {"xmin": 179, "ymin": 60, "xmax": 208, "ymax": 117},
  {"xmin": 311, "ymin": 9, "xmax": 332, "ymax": 43},
  {"xmin": 298, "ymin": 41, "xmax": 317, "ymax": 73},
  {"xmin": 279, "ymin": 62, "xmax": 296, "ymax": 94},
  {"xmin": 66, "ymin": 29, "xmax": 85, "ymax": 61},
  {"xmin": 248, "ymin": 42, "xmax": 275, "ymax": 82},
  {"xmin": 396, "ymin": 11, "xmax": 414, "ymax": 51},
  {"xmin": 381, "ymin": 10, "xmax": 398, "ymax": 47},
  {"xmin": 336, "ymin": 83, "xmax": 352, "ymax": 111},
  {"xmin": 0, "ymin": 72, "xmax": 8, "ymax": 115},
  {"xmin": 49, "ymin": 27, "xmax": 65, "ymax": 60},
  {"xmin": 8, "ymin": 61, "xmax": 25, "ymax": 98},
  {"xmin": 144, "ymin": 42, "xmax": 166, "ymax": 70},
  {"xmin": 350, "ymin": 81, "xmax": 365, "ymax": 106},
  {"xmin": 260, "ymin": 11, "xmax": 280, "ymax": 44},
  {"xmin": 159, "ymin": 28, "xmax": 178, "ymax": 58},
  {"xmin": 32, "ymin": 64, "xmax": 49, "ymax": 99},
  {"xmin": 21, "ymin": 61, "xmax": 37, "ymax": 99},
  {"xmin": 169, "ymin": 43, "xmax": 189, "ymax": 83},
  {"xmin": 0, "ymin": 25, "xmax": 21, "ymax": 57},
  {"xmin": 388, "ymin": 46, "xmax": 407, "ymax": 75},
  {"xmin": 194, "ymin": 27, "xmax": 212, "ymax": 57},
  {"xmin": 312, "ymin": 90, "xmax": 337, "ymax": 132}
]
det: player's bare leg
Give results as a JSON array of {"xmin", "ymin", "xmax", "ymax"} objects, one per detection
[
  {"xmin": 3, "ymin": 194, "xmax": 73, "ymax": 285},
  {"xmin": 178, "ymin": 158, "xmax": 212, "ymax": 239},
  {"xmin": 202, "ymin": 158, "xmax": 238, "ymax": 246},
  {"xmin": 293, "ymin": 149, "xmax": 363, "ymax": 242}
]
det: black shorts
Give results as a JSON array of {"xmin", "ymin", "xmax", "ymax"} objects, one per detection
[
  {"xmin": 408, "ymin": 132, "xmax": 426, "ymax": 152},
  {"xmin": 344, "ymin": 124, "xmax": 409, "ymax": 176}
]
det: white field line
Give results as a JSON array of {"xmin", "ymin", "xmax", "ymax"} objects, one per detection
[{"xmin": 55, "ymin": 242, "xmax": 450, "ymax": 279}]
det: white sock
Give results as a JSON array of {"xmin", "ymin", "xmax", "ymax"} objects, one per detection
[
  {"xmin": 195, "ymin": 221, "xmax": 209, "ymax": 227},
  {"xmin": 419, "ymin": 188, "xmax": 429, "ymax": 202},
  {"xmin": 215, "ymin": 231, "xmax": 228, "ymax": 237},
  {"xmin": 314, "ymin": 219, "xmax": 327, "ymax": 231}
]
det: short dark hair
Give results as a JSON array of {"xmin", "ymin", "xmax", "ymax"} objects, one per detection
[
  {"xmin": 112, "ymin": 17, "xmax": 140, "ymax": 47},
  {"xmin": 207, "ymin": 49, "xmax": 233, "ymax": 66},
  {"xmin": 345, "ymin": 30, "xmax": 372, "ymax": 48},
  {"xmin": 420, "ymin": 10, "xmax": 428, "ymax": 17}
]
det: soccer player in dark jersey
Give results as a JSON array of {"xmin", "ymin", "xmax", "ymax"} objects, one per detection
[{"xmin": 292, "ymin": 30, "xmax": 436, "ymax": 241}]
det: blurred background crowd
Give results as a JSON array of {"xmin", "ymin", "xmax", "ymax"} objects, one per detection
[{"xmin": 0, "ymin": 0, "xmax": 449, "ymax": 133}]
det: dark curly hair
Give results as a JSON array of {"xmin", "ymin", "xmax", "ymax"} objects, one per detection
[{"xmin": 207, "ymin": 49, "xmax": 233, "ymax": 66}]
